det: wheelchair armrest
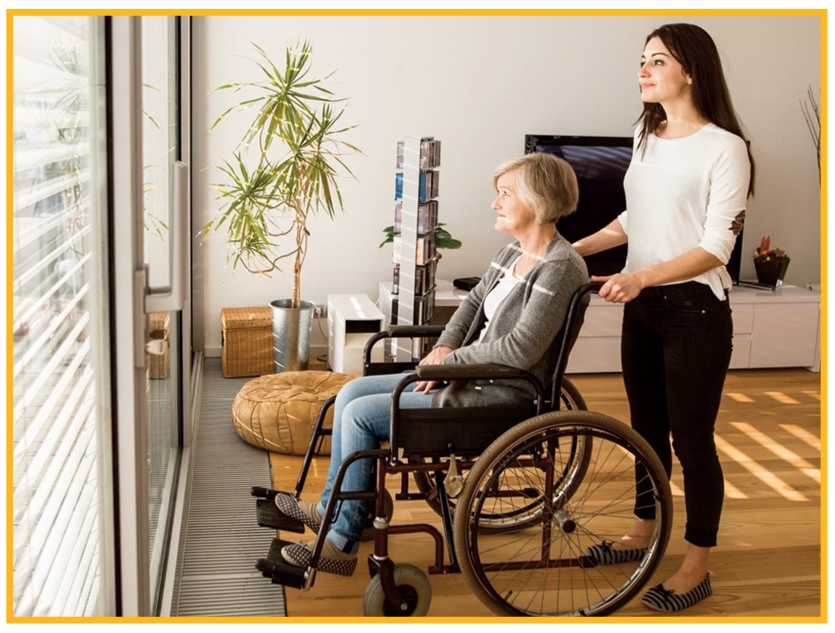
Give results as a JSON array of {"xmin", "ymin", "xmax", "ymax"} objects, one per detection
[
  {"xmin": 364, "ymin": 325, "xmax": 447, "ymax": 364},
  {"xmin": 386, "ymin": 325, "xmax": 446, "ymax": 338},
  {"xmin": 414, "ymin": 363, "xmax": 526, "ymax": 381}
]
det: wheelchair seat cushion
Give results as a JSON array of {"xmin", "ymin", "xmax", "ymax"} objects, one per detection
[{"xmin": 231, "ymin": 371, "xmax": 357, "ymax": 455}]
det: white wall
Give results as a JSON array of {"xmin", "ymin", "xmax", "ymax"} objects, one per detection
[{"xmin": 195, "ymin": 14, "xmax": 822, "ymax": 356}]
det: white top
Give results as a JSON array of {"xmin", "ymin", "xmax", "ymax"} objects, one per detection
[
  {"xmin": 477, "ymin": 256, "xmax": 522, "ymax": 343},
  {"xmin": 618, "ymin": 123, "xmax": 751, "ymax": 300}
]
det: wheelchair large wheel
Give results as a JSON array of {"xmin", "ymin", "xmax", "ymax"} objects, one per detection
[
  {"xmin": 453, "ymin": 410, "xmax": 672, "ymax": 617},
  {"xmin": 411, "ymin": 377, "xmax": 589, "ymax": 533},
  {"xmin": 362, "ymin": 563, "xmax": 432, "ymax": 617}
]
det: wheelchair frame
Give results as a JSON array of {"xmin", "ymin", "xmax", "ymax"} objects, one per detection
[{"xmin": 251, "ymin": 282, "xmax": 673, "ymax": 617}]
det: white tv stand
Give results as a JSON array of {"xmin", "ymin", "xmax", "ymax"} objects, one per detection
[
  {"xmin": 567, "ymin": 284, "xmax": 820, "ymax": 373},
  {"xmin": 377, "ymin": 281, "xmax": 821, "ymax": 374}
]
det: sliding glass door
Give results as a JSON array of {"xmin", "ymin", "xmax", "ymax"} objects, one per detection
[
  {"xmin": 109, "ymin": 15, "xmax": 190, "ymax": 615},
  {"xmin": 11, "ymin": 14, "xmax": 190, "ymax": 617},
  {"xmin": 141, "ymin": 15, "xmax": 185, "ymax": 611},
  {"xmin": 11, "ymin": 15, "xmax": 115, "ymax": 616}
]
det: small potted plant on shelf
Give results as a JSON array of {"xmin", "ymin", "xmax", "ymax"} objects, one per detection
[
  {"xmin": 202, "ymin": 40, "xmax": 361, "ymax": 372},
  {"xmin": 379, "ymin": 223, "xmax": 462, "ymax": 252},
  {"xmin": 753, "ymin": 235, "xmax": 790, "ymax": 287},
  {"xmin": 380, "ymin": 223, "xmax": 462, "ymax": 295}
]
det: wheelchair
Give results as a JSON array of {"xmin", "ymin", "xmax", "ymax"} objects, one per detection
[{"xmin": 251, "ymin": 282, "xmax": 673, "ymax": 617}]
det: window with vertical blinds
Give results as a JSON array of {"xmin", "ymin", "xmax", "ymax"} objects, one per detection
[{"xmin": 12, "ymin": 16, "xmax": 112, "ymax": 616}]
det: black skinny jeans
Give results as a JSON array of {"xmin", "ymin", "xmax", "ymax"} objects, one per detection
[{"xmin": 622, "ymin": 281, "xmax": 732, "ymax": 548}]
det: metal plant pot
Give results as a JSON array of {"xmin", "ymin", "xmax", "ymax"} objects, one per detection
[{"xmin": 270, "ymin": 299, "xmax": 315, "ymax": 372}]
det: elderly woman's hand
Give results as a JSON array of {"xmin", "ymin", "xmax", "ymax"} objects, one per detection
[{"xmin": 413, "ymin": 345, "xmax": 454, "ymax": 393}]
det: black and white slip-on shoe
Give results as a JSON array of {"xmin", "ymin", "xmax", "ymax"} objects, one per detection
[
  {"xmin": 281, "ymin": 540, "xmax": 357, "ymax": 577},
  {"xmin": 641, "ymin": 573, "xmax": 712, "ymax": 612},
  {"xmin": 584, "ymin": 540, "xmax": 648, "ymax": 565},
  {"xmin": 274, "ymin": 493, "xmax": 322, "ymax": 533}
]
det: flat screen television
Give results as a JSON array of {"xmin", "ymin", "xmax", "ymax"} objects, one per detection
[{"xmin": 525, "ymin": 134, "xmax": 743, "ymax": 282}]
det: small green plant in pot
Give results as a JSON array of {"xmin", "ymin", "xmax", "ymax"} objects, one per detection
[
  {"xmin": 379, "ymin": 223, "xmax": 462, "ymax": 252},
  {"xmin": 380, "ymin": 223, "xmax": 462, "ymax": 294},
  {"xmin": 202, "ymin": 41, "xmax": 360, "ymax": 372}
]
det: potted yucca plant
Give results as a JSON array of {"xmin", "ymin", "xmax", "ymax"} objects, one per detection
[{"xmin": 202, "ymin": 40, "xmax": 360, "ymax": 372}]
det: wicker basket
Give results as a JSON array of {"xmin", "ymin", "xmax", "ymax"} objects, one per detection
[
  {"xmin": 148, "ymin": 312, "xmax": 170, "ymax": 380},
  {"xmin": 221, "ymin": 306, "xmax": 274, "ymax": 378}
]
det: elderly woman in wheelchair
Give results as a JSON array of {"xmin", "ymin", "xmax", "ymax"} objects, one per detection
[
  {"xmin": 257, "ymin": 153, "xmax": 672, "ymax": 617},
  {"xmin": 274, "ymin": 152, "xmax": 588, "ymax": 575}
]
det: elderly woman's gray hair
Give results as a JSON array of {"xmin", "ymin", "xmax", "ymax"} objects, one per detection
[{"xmin": 492, "ymin": 152, "xmax": 579, "ymax": 224}]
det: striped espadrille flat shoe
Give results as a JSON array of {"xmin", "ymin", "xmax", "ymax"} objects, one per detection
[
  {"xmin": 281, "ymin": 540, "xmax": 358, "ymax": 577},
  {"xmin": 641, "ymin": 573, "xmax": 712, "ymax": 612},
  {"xmin": 584, "ymin": 540, "xmax": 648, "ymax": 565},
  {"xmin": 274, "ymin": 493, "xmax": 322, "ymax": 533}
]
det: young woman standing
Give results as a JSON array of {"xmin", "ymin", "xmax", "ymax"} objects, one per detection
[{"xmin": 574, "ymin": 23, "xmax": 754, "ymax": 612}]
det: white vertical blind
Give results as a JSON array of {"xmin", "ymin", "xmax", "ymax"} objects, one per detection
[{"xmin": 12, "ymin": 15, "xmax": 112, "ymax": 617}]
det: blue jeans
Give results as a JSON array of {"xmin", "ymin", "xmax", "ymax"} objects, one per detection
[
  {"xmin": 621, "ymin": 282, "xmax": 732, "ymax": 548},
  {"xmin": 316, "ymin": 373, "xmax": 434, "ymax": 553}
]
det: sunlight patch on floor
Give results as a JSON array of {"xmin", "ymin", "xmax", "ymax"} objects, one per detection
[
  {"xmin": 714, "ymin": 434, "xmax": 808, "ymax": 502},
  {"xmin": 722, "ymin": 479, "xmax": 748, "ymax": 499},
  {"xmin": 765, "ymin": 391, "xmax": 801, "ymax": 405},
  {"xmin": 779, "ymin": 423, "xmax": 821, "ymax": 450},
  {"xmin": 726, "ymin": 392, "xmax": 755, "ymax": 403},
  {"xmin": 731, "ymin": 421, "xmax": 820, "ymax": 483}
]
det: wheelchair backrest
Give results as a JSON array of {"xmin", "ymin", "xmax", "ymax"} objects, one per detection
[{"xmin": 547, "ymin": 281, "xmax": 600, "ymax": 410}]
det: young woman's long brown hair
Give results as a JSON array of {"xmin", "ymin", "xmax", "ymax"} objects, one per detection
[{"xmin": 636, "ymin": 23, "xmax": 756, "ymax": 197}]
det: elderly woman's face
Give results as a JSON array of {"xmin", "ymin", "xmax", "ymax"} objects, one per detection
[{"xmin": 492, "ymin": 169, "xmax": 535, "ymax": 236}]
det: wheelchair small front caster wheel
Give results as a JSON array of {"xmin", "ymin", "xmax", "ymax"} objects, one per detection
[{"xmin": 362, "ymin": 563, "xmax": 431, "ymax": 616}]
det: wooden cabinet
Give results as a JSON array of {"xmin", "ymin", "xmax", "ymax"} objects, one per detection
[
  {"xmin": 739, "ymin": 287, "xmax": 820, "ymax": 370},
  {"xmin": 567, "ymin": 285, "xmax": 821, "ymax": 373}
]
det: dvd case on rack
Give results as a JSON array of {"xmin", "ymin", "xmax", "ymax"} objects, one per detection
[
  {"xmin": 419, "ymin": 171, "xmax": 439, "ymax": 202},
  {"xmin": 391, "ymin": 261, "xmax": 436, "ymax": 296},
  {"xmin": 397, "ymin": 137, "xmax": 440, "ymax": 171},
  {"xmin": 415, "ymin": 233, "xmax": 437, "ymax": 265},
  {"xmin": 396, "ymin": 140, "xmax": 404, "ymax": 169},
  {"xmin": 391, "ymin": 291, "xmax": 436, "ymax": 326},
  {"xmin": 395, "ymin": 169, "xmax": 439, "ymax": 202},
  {"xmin": 420, "ymin": 139, "xmax": 441, "ymax": 170},
  {"xmin": 393, "ymin": 200, "xmax": 438, "ymax": 235},
  {"xmin": 390, "ymin": 234, "xmax": 436, "ymax": 267}
]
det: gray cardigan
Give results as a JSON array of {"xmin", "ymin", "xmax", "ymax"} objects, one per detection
[{"xmin": 431, "ymin": 233, "xmax": 589, "ymax": 409}]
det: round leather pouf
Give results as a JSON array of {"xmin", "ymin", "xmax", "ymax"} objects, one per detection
[{"xmin": 231, "ymin": 371, "xmax": 357, "ymax": 455}]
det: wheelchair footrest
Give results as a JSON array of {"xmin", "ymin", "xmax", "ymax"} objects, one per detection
[
  {"xmin": 255, "ymin": 498, "xmax": 306, "ymax": 533},
  {"xmin": 255, "ymin": 537, "xmax": 307, "ymax": 588},
  {"xmin": 251, "ymin": 485, "xmax": 279, "ymax": 500}
]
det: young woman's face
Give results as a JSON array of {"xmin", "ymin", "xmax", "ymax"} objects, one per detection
[
  {"xmin": 492, "ymin": 169, "xmax": 535, "ymax": 236},
  {"xmin": 638, "ymin": 36, "xmax": 693, "ymax": 105}
]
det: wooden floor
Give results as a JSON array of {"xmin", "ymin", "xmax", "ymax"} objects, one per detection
[{"xmin": 268, "ymin": 368, "xmax": 823, "ymax": 620}]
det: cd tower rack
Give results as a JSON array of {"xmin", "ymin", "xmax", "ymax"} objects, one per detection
[{"xmin": 390, "ymin": 136, "xmax": 441, "ymax": 361}]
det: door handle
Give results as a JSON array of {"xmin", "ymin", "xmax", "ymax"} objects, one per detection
[{"xmin": 145, "ymin": 160, "xmax": 188, "ymax": 313}]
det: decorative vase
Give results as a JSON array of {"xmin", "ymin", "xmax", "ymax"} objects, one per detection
[
  {"xmin": 754, "ymin": 256, "xmax": 790, "ymax": 287},
  {"xmin": 270, "ymin": 299, "xmax": 315, "ymax": 372}
]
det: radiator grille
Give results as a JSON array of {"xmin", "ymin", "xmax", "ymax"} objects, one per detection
[{"xmin": 170, "ymin": 358, "xmax": 286, "ymax": 616}]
